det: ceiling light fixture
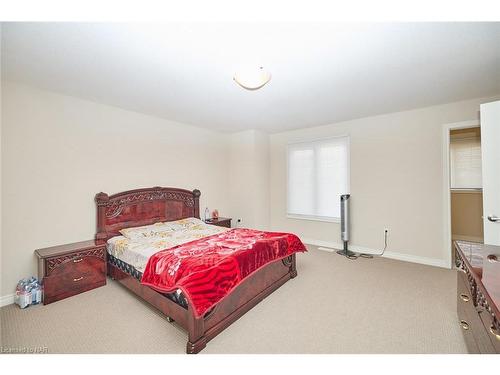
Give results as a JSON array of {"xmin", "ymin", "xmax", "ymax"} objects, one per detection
[{"xmin": 233, "ymin": 67, "xmax": 271, "ymax": 90}]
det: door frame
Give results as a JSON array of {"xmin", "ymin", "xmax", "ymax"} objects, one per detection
[{"xmin": 442, "ymin": 119, "xmax": 481, "ymax": 269}]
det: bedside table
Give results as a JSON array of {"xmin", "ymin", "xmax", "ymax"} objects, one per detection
[
  {"xmin": 35, "ymin": 240, "xmax": 107, "ymax": 304},
  {"xmin": 204, "ymin": 217, "xmax": 232, "ymax": 228}
]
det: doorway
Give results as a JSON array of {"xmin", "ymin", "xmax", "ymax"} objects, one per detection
[
  {"xmin": 442, "ymin": 120, "xmax": 482, "ymax": 268},
  {"xmin": 449, "ymin": 127, "xmax": 483, "ymax": 244}
]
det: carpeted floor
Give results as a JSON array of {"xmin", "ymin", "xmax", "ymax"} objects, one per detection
[{"xmin": 0, "ymin": 246, "xmax": 467, "ymax": 354}]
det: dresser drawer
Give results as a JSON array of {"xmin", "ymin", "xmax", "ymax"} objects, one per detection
[
  {"xmin": 457, "ymin": 271, "xmax": 498, "ymax": 353},
  {"xmin": 454, "ymin": 241, "xmax": 500, "ymax": 354},
  {"xmin": 457, "ymin": 305, "xmax": 480, "ymax": 353},
  {"xmin": 457, "ymin": 270, "xmax": 472, "ymax": 305},
  {"xmin": 457, "ymin": 272, "xmax": 480, "ymax": 353},
  {"xmin": 478, "ymin": 307, "xmax": 500, "ymax": 353}
]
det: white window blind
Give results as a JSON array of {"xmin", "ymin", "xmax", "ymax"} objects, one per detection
[
  {"xmin": 450, "ymin": 137, "xmax": 482, "ymax": 189},
  {"xmin": 287, "ymin": 136, "xmax": 349, "ymax": 221}
]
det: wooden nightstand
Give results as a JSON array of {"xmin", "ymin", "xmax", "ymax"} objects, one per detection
[
  {"xmin": 35, "ymin": 240, "xmax": 107, "ymax": 304},
  {"xmin": 204, "ymin": 217, "xmax": 232, "ymax": 228}
]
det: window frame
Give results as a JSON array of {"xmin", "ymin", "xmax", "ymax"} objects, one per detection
[{"xmin": 286, "ymin": 135, "xmax": 351, "ymax": 223}]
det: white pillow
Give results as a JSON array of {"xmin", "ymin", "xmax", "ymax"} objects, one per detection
[
  {"xmin": 119, "ymin": 221, "xmax": 176, "ymax": 240},
  {"xmin": 119, "ymin": 217, "xmax": 206, "ymax": 240}
]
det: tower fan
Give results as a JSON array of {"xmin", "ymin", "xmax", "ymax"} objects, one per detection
[
  {"xmin": 336, "ymin": 194, "xmax": 357, "ymax": 258},
  {"xmin": 336, "ymin": 194, "xmax": 387, "ymax": 259}
]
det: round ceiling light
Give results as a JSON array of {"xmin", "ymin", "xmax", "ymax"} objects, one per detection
[{"xmin": 233, "ymin": 67, "xmax": 271, "ymax": 90}]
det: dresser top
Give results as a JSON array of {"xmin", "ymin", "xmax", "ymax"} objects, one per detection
[
  {"xmin": 35, "ymin": 239, "xmax": 105, "ymax": 259},
  {"xmin": 455, "ymin": 241, "xmax": 500, "ymax": 311}
]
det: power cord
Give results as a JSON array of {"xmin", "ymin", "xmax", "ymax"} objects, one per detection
[{"xmin": 344, "ymin": 229, "xmax": 388, "ymax": 260}]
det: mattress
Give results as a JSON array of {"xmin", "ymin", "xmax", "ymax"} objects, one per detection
[
  {"xmin": 107, "ymin": 252, "xmax": 189, "ymax": 307},
  {"xmin": 106, "ymin": 218, "xmax": 230, "ymax": 308}
]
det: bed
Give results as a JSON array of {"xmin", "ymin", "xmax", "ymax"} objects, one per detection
[{"xmin": 95, "ymin": 186, "xmax": 304, "ymax": 353}]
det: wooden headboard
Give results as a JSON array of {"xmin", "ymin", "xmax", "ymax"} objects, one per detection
[{"xmin": 95, "ymin": 187, "xmax": 200, "ymax": 241}]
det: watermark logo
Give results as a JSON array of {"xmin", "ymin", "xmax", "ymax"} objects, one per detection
[{"xmin": 0, "ymin": 346, "xmax": 48, "ymax": 354}]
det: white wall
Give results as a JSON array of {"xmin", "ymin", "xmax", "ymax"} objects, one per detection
[
  {"xmin": 1, "ymin": 82, "xmax": 232, "ymax": 297},
  {"xmin": 228, "ymin": 129, "xmax": 270, "ymax": 230},
  {"xmin": 2, "ymin": 79, "xmax": 499, "ymax": 299},
  {"xmin": 269, "ymin": 96, "xmax": 499, "ymax": 267}
]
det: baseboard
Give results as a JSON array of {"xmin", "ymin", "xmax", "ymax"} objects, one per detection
[
  {"xmin": 381, "ymin": 251, "xmax": 449, "ymax": 269},
  {"xmin": 1, "ymin": 293, "xmax": 15, "ymax": 307},
  {"xmin": 302, "ymin": 238, "xmax": 381, "ymax": 255},
  {"xmin": 302, "ymin": 238, "xmax": 449, "ymax": 269},
  {"xmin": 451, "ymin": 234, "xmax": 483, "ymax": 243}
]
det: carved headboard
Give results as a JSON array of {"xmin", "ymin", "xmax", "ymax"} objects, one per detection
[{"xmin": 95, "ymin": 187, "xmax": 200, "ymax": 241}]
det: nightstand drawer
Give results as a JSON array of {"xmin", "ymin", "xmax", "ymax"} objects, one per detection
[
  {"xmin": 45, "ymin": 247, "xmax": 106, "ymax": 277},
  {"xmin": 215, "ymin": 220, "xmax": 231, "ymax": 228},
  {"xmin": 36, "ymin": 241, "xmax": 107, "ymax": 305},
  {"xmin": 43, "ymin": 257, "xmax": 106, "ymax": 304},
  {"xmin": 205, "ymin": 217, "xmax": 231, "ymax": 228}
]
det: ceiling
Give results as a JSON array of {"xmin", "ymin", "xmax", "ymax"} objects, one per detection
[{"xmin": 2, "ymin": 22, "xmax": 499, "ymax": 133}]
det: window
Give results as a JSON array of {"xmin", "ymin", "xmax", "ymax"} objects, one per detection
[
  {"xmin": 450, "ymin": 136, "xmax": 482, "ymax": 189},
  {"xmin": 287, "ymin": 136, "xmax": 349, "ymax": 222}
]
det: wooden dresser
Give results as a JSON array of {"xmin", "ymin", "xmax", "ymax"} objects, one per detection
[
  {"xmin": 35, "ymin": 240, "xmax": 107, "ymax": 304},
  {"xmin": 455, "ymin": 241, "xmax": 500, "ymax": 353}
]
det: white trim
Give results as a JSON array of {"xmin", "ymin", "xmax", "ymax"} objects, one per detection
[
  {"xmin": 286, "ymin": 133, "xmax": 351, "ymax": 146},
  {"xmin": 1, "ymin": 293, "xmax": 15, "ymax": 307},
  {"xmin": 451, "ymin": 234, "xmax": 483, "ymax": 243},
  {"xmin": 302, "ymin": 238, "xmax": 377, "ymax": 255},
  {"xmin": 450, "ymin": 188, "xmax": 482, "ymax": 194},
  {"xmin": 302, "ymin": 238, "xmax": 341, "ymax": 249},
  {"xmin": 302, "ymin": 238, "xmax": 449, "ymax": 269},
  {"xmin": 286, "ymin": 214, "xmax": 340, "ymax": 223},
  {"xmin": 318, "ymin": 246, "xmax": 336, "ymax": 252},
  {"xmin": 381, "ymin": 251, "xmax": 449, "ymax": 269},
  {"xmin": 442, "ymin": 119, "xmax": 481, "ymax": 270}
]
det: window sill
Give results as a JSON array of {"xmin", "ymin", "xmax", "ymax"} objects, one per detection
[{"xmin": 286, "ymin": 214, "xmax": 340, "ymax": 223}]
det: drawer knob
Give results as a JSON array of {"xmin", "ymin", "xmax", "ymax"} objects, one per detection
[
  {"xmin": 460, "ymin": 320, "xmax": 470, "ymax": 330},
  {"xmin": 73, "ymin": 276, "xmax": 84, "ymax": 282},
  {"xmin": 73, "ymin": 258, "xmax": 83, "ymax": 263},
  {"xmin": 460, "ymin": 293, "xmax": 470, "ymax": 302},
  {"xmin": 490, "ymin": 325, "xmax": 500, "ymax": 341},
  {"xmin": 487, "ymin": 254, "xmax": 498, "ymax": 263}
]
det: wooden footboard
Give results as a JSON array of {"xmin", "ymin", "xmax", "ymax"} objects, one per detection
[{"xmin": 108, "ymin": 253, "xmax": 297, "ymax": 353}]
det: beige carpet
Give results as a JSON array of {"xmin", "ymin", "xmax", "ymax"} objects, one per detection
[{"xmin": 1, "ymin": 246, "xmax": 467, "ymax": 354}]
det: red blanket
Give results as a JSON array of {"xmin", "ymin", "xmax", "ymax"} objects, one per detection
[{"xmin": 141, "ymin": 228, "xmax": 306, "ymax": 317}]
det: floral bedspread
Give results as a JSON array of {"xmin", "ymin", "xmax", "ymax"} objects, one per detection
[{"xmin": 141, "ymin": 228, "xmax": 306, "ymax": 317}]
